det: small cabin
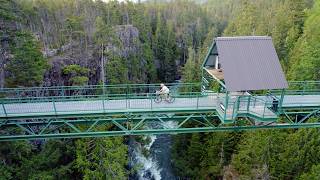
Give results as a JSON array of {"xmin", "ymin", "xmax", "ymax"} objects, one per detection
[{"xmin": 202, "ymin": 36, "xmax": 288, "ymax": 92}]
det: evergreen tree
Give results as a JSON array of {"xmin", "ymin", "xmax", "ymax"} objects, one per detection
[
  {"xmin": 106, "ymin": 55, "xmax": 128, "ymax": 84},
  {"xmin": 288, "ymin": 0, "xmax": 320, "ymax": 80},
  {"xmin": 182, "ymin": 48, "xmax": 199, "ymax": 83},
  {"xmin": 154, "ymin": 13, "xmax": 177, "ymax": 83},
  {"xmin": 62, "ymin": 64, "xmax": 89, "ymax": 86},
  {"xmin": 94, "ymin": 16, "xmax": 120, "ymax": 85},
  {"xmin": 75, "ymin": 137, "xmax": 128, "ymax": 179},
  {"xmin": 6, "ymin": 31, "xmax": 47, "ymax": 87},
  {"xmin": 299, "ymin": 164, "xmax": 320, "ymax": 180}
]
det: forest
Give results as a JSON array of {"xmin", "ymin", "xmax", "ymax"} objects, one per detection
[{"xmin": 0, "ymin": 0, "xmax": 320, "ymax": 179}]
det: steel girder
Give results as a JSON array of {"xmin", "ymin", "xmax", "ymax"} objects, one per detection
[
  {"xmin": 0, "ymin": 112, "xmax": 221, "ymax": 141},
  {"xmin": 280, "ymin": 108, "xmax": 320, "ymax": 124},
  {"xmin": 1, "ymin": 110, "xmax": 320, "ymax": 141}
]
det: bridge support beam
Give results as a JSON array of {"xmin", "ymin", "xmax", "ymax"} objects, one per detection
[
  {"xmin": 2, "ymin": 122, "xmax": 320, "ymax": 141},
  {"xmin": 0, "ymin": 112, "xmax": 221, "ymax": 141}
]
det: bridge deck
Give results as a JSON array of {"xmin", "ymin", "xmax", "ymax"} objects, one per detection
[
  {"xmin": 281, "ymin": 95, "xmax": 320, "ymax": 107},
  {"xmin": 1, "ymin": 96, "xmax": 215, "ymax": 118},
  {"xmin": 1, "ymin": 94, "xmax": 320, "ymax": 121}
]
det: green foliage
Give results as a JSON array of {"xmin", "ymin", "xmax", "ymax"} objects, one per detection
[
  {"xmin": 62, "ymin": 64, "xmax": 89, "ymax": 86},
  {"xmin": 63, "ymin": 64, "xmax": 89, "ymax": 75},
  {"xmin": 65, "ymin": 16, "xmax": 85, "ymax": 40},
  {"xmin": 182, "ymin": 48, "xmax": 199, "ymax": 83},
  {"xmin": 94, "ymin": 16, "xmax": 120, "ymax": 47},
  {"xmin": 3, "ymin": 0, "xmax": 320, "ymax": 179},
  {"xmin": 142, "ymin": 43, "xmax": 157, "ymax": 83},
  {"xmin": 224, "ymin": 0, "xmax": 308, "ymax": 72},
  {"xmin": 230, "ymin": 126, "xmax": 320, "ymax": 179},
  {"xmin": 299, "ymin": 164, "xmax": 320, "ymax": 180},
  {"xmin": 75, "ymin": 137, "xmax": 128, "ymax": 179},
  {"xmin": 70, "ymin": 76, "xmax": 89, "ymax": 86},
  {"xmin": 288, "ymin": 0, "xmax": 320, "ymax": 80},
  {"xmin": 231, "ymin": 130, "xmax": 287, "ymax": 178},
  {"xmin": 224, "ymin": 0, "xmax": 260, "ymax": 36},
  {"xmin": 0, "ymin": 140, "xmax": 31, "ymax": 180},
  {"xmin": 106, "ymin": 55, "xmax": 128, "ymax": 84},
  {"xmin": 172, "ymin": 131, "xmax": 240, "ymax": 179},
  {"xmin": 180, "ymin": 48, "xmax": 201, "ymax": 92},
  {"xmin": 0, "ymin": 140, "xmax": 77, "ymax": 180},
  {"xmin": 6, "ymin": 31, "xmax": 48, "ymax": 87},
  {"xmin": 154, "ymin": 14, "xmax": 178, "ymax": 83},
  {"xmin": 0, "ymin": 0, "xmax": 17, "ymax": 20}
]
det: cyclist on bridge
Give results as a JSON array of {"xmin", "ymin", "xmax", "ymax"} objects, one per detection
[{"xmin": 159, "ymin": 83, "xmax": 170, "ymax": 100}]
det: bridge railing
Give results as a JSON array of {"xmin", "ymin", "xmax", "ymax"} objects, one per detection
[
  {"xmin": 0, "ymin": 83, "xmax": 201, "ymax": 99},
  {"xmin": 0, "ymin": 91, "xmax": 219, "ymax": 117},
  {"xmin": 269, "ymin": 81, "xmax": 320, "ymax": 95},
  {"xmin": 217, "ymin": 94, "xmax": 276, "ymax": 120}
]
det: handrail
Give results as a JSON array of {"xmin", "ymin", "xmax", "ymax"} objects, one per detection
[
  {"xmin": 0, "ymin": 92, "xmax": 221, "ymax": 118},
  {"xmin": 0, "ymin": 91, "xmax": 216, "ymax": 104},
  {"xmin": 0, "ymin": 82, "xmax": 200, "ymax": 91},
  {"xmin": 0, "ymin": 83, "xmax": 202, "ymax": 100}
]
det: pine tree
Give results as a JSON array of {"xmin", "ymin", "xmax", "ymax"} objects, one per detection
[
  {"xmin": 94, "ymin": 16, "xmax": 120, "ymax": 85},
  {"xmin": 288, "ymin": 0, "xmax": 320, "ymax": 81},
  {"xmin": 62, "ymin": 64, "xmax": 89, "ymax": 86},
  {"xmin": 75, "ymin": 137, "xmax": 128, "ymax": 179},
  {"xmin": 6, "ymin": 31, "xmax": 47, "ymax": 87},
  {"xmin": 182, "ymin": 48, "xmax": 197, "ymax": 83},
  {"xmin": 154, "ymin": 14, "xmax": 177, "ymax": 83},
  {"xmin": 106, "ymin": 55, "xmax": 128, "ymax": 85}
]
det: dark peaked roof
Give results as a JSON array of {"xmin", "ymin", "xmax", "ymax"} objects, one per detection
[{"xmin": 212, "ymin": 36, "xmax": 288, "ymax": 91}]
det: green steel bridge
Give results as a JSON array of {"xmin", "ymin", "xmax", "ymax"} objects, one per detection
[{"xmin": 0, "ymin": 81, "xmax": 320, "ymax": 141}]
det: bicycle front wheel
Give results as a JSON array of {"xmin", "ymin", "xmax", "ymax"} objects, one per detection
[
  {"xmin": 154, "ymin": 96, "xmax": 162, "ymax": 103},
  {"xmin": 167, "ymin": 95, "xmax": 175, "ymax": 103}
]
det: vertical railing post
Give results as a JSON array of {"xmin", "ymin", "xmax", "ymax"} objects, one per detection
[
  {"xmin": 102, "ymin": 95, "xmax": 106, "ymax": 113},
  {"xmin": 126, "ymin": 84, "xmax": 130, "ymax": 110},
  {"xmin": 232, "ymin": 98, "xmax": 236, "ymax": 119},
  {"xmin": 1, "ymin": 100, "xmax": 7, "ymax": 117},
  {"xmin": 196, "ymin": 93, "xmax": 199, "ymax": 109},
  {"xmin": 223, "ymin": 91, "xmax": 229, "ymax": 121},
  {"xmin": 150, "ymin": 93, "xmax": 153, "ymax": 110},
  {"xmin": 128, "ymin": 96, "xmax": 130, "ymax": 109},
  {"xmin": 102, "ymin": 84, "xmax": 105, "ymax": 97},
  {"xmin": 247, "ymin": 96, "xmax": 251, "ymax": 112},
  {"xmin": 263, "ymin": 99, "xmax": 266, "ymax": 118},
  {"xmin": 302, "ymin": 81, "xmax": 306, "ymax": 95},
  {"xmin": 279, "ymin": 88, "xmax": 285, "ymax": 113},
  {"xmin": 52, "ymin": 97, "xmax": 57, "ymax": 116},
  {"xmin": 61, "ymin": 87, "xmax": 65, "ymax": 97},
  {"xmin": 233, "ymin": 96, "xmax": 240, "ymax": 118},
  {"xmin": 126, "ymin": 84, "xmax": 129, "ymax": 96},
  {"xmin": 126, "ymin": 95, "xmax": 128, "ymax": 109}
]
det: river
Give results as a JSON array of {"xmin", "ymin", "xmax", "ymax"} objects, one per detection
[{"xmin": 128, "ymin": 121, "xmax": 178, "ymax": 180}]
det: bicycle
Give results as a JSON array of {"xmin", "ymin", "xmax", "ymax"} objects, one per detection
[{"xmin": 154, "ymin": 91, "xmax": 175, "ymax": 103}]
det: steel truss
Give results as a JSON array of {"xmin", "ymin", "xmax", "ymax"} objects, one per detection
[
  {"xmin": 1, "ymin": 110, "xmax": 320, "ymax": 141},
  {"xmin": 280, "ymin": 108, "xmax": 320, "ymax": 124},
  {"xmin": 0, "ymin": 111, "xmax": 219, "ymax": 141}
]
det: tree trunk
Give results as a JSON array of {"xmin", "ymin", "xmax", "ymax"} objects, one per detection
[
  {"xmin": 100, "ymin": 43, "xmax": 106, "ymax": 94},
  {"xmin": 0, "ymin": 39, "xmax": 7, "ymax": 88}
]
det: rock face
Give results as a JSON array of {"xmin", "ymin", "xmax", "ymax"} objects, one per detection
[
  {"xmin": 43, "ymin": 45, "xmax": 99, "ymax": 87},
  {"xmin": 42, "ymin": 24, "xmax": 142, "ymax": 87},
  {"xmin": 114, "ymin": 25, "xmax": 140, "ymax": 57},
  {"xmin": 0, "ymin": 37, "xmax": 10, "ymax": 88},
  {"xmin": 0, "ymin": 19, "xmax": 18, "ymax": 88}
]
